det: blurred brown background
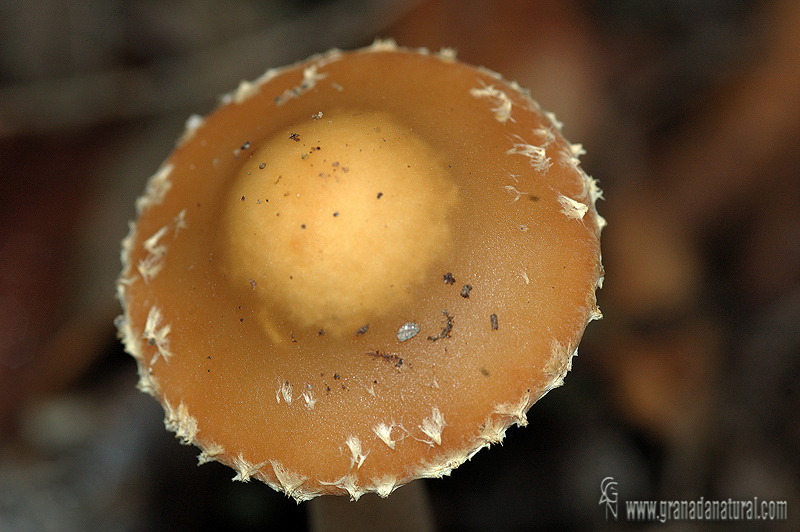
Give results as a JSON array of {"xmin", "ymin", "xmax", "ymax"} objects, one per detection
[{"xmin": 1, "ymin": 0, "xmax": 798, "ymax": 530}]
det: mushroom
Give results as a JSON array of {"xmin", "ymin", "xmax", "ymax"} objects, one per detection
[{"xmin": 116, "ymin": 40, "xmax": 604, "ymax": 502}]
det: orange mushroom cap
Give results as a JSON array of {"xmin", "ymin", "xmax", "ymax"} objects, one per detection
[{"xmin": 116, "ymin": 41, "xmax": 604, "ymax": 501}]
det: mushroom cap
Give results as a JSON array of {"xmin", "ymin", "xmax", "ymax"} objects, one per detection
[{"xmin": 117, "ymin": 41, "xmax": 604, "ymax": 501}]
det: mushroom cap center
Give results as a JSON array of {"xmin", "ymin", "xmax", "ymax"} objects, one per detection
[{"xmin": 222, "ymin": 110, "xmax": 459, "ymax": 335}]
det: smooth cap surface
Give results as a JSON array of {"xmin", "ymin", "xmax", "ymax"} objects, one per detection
[{"xmin": 117, "ymin": 41, "xmax": 604, "ymax": 501}]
